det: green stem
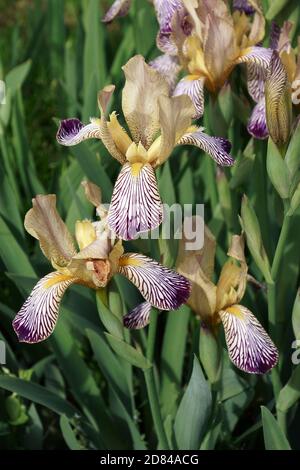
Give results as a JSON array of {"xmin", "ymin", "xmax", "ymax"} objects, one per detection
[
  {"xmin": 267, "ymin": 211, "xmax": 292, "ymax": 430},
  {"xmin": 271, "ymin": 213, "xmax": 292, "ymax": 281},
  {"xmin": 144, "ymin": 310, "xmax": 170, "ymax": 450}
]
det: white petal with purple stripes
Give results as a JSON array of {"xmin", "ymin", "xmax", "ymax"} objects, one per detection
[
  {"xmin": 13, "ymin": 272, "xmax": 76, "ymax": 343},
  {"xmin": 149, "ymin": 54, "xmax": 181, "ymax": 92},
  {"xmin": 119, "ymin": 253, "xmax": 191, "ymax": 310},
  {"xmin": 173, "ymin": 76, "xmax": 205, "ymax": 119},
  {"xmin": 177, "ymin": 128, "xmax": 234, "ymax": 166},
  {"xmin": 123, "ymin": 301, "xmax": 152, "ymax": 329},
  {"xmin": 108, "ymin": 162, "xmax": 163, "ymax": 241},
  {"xmin": 56, "ymin": 118, "xmax": 101, "ymax": 146},
  {"xmin": 247, "ymin": 98, "xmax": 268, "ymax": 139},
  {"xmin": 237, "ymin": 46, "xmax": 273, "ymax": 69},
  {"xmin": 220, "ymin": 305, "xmax": 278, "ymax": 374}
]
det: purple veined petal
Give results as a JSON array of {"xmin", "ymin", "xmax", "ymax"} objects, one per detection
[
  {"xmin": 173, "ymin": 76, "xmax": 205, "ymax": 119},
  {"xmin": 102, "ymin": 0, "xmax": 131, "ymax": 23},
  {"xmin": 247, "ymin": 62, "xmax": 267, "ymax": 103},
  {"xmin": 247, "ymin": 98, "xmax": 269, "ymax": 139},
  {"xmin": 149, "ymin": 54, "xmax": 181, "ymax": 92},
  {"xmin": 107, "ymin": 162, "xmax": 163, "ymax": 241},
  {"xmin": 238, "ymin": 46, "xmax": 273, "ymax": 69},
  {"xmin": 153, "ymin": 0, "xmax": 184, "ymax": 33},
  {"xmin": 177, "ymin": 128, "xmax": 234, "ymax": 166},
  {"xmin": 123, "ymin": 301, "xmax": 152, "ymax": 329},
  {"xmin": 56, "ymin": 118, "xmax": 101, "ymax": 146},
  {"xmin": 119, "ymin": 253, "xmax": 191, "ymax": 310},
  {"xmin": 219, "ymin": 305, "xmax": 279, "ymax": 374},
  {"xmin": 233, "ymin": 0, "xmax": 255, "ymax": 15},
  {"xmin": 12, "ymin": 272, "xmax": 76, "ymax": 344}
]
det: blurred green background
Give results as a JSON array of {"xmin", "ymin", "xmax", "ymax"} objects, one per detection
[{"xmin": 0, "ymin": 0, "xmax": 299, "ymax": 450}]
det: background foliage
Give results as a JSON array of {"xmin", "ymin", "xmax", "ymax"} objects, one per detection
[{"xmin": 0, "ymin": 0, "xmax": 299, "ymax": 450}]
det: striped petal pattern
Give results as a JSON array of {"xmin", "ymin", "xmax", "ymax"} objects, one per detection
[
  {"xmin": 108, "ymin": 162, "xmax": 163, "ymax": 241},
  {"xmin": 238, "ymin": 46, "xmax": 272, "ymax": 69},
  {"xmin": 247, "ymin": 98, "xmax": 268, "ymax": 139},
  {"xmin": 178, "ymin": 128, "xmax": 234, "ymax": 166},
  {"xmin": 219, "ymin": 305, "xmax": 278, "ymax": 374},
  {"xmin": 56, "ymin": 118, "xmax": 101, "ymax": 146},
  {"xmin": 173, "ymin": 76, "xmax": 205, "ymax": 119},
  {"xmin": 123, "ymin": 301, "xmax": 152, "ymax": 329},
  {"xmin": 149, "ymin": 54, "xmax": 181, "ymax": 91},
  {"xmin": 102, "ymin": 0, "xmax": 131, "ymax": 23},
  {"xmin": 153, "ymin": 0, "xmax": 184, "ymax": 33},
  {"xmin": 119, "ymin": 253, "xmax": 191, "ymax": 310},
  {"xmin": 13, "ymin": 272, "xmax": 76, "ymax": 343}
]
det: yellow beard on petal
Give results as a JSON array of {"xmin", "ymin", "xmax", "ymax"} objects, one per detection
[
  {"xmin": 44, "ymin": 273, "xmax": 75, "ymax": 288},
  {"xmin": 119, "ymin": 256, "xmax": 143, "ymax": 268},
  {"xmin": 131, "ymin": 162, "xmax": 144, "ymax": 177},
  {"xmin": 224, "ymin": 304, "xmax": 244, "ymax": 319}
]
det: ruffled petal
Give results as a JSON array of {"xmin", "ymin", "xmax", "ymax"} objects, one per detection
[
  {"xmin": 25, "ymin": 195, "xmax": 76, "ymax": 267},
  {"xmin": 154, "ymin": 94, "xmax": 194, "ymax": 165},
  {"xmin": 247, "ymin": 98, "xmax": 268, "ymax": 139},
  {"xmin": 102, "ymin": 0, "xmax": 131, "ymax": 23},
  {"xmin": 56, "ymin": 118, "xmax": 101, "ymax": 146},
  {"xmin": 173, "ymin": 75, "xmax": 205, "ymax": 119},
  {"xmin": 123, "ymin": 301, "xmax": 152, "ymax": 329},
  {"xmin": 13, "ymin": 272, "xmax": 76, "ymax": 343},
  {"xmin": 219, "ymin": 304, "xmax": 278, "ymax": 374},
  {"xmin": 108, "ymin": 162, "xmax": 163, "ymax": 241},
  {"xmin": 149, "ymin": 54, "xmax": 181, "ymax": 92},
  {"xmin": 177, "ymin": 127, "xmax": 234, "ymax": 166},
  {"xmin": 122, "ymin": 56, "xmax": 169, "ymax": 149},
  {"xmin": 119, "ymin": 253, "xmax": 191, "ymax": 310}
]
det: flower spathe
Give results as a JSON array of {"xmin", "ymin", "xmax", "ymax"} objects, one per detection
[
  {"xmin": 176, "ymin": 216, "xmax": 278, "ymax": 374},
  {"xmin": 12, "ymin": 182, "xmax": 191, "ymax": 343},
  {"xmin": 151, "ymin": 0, "xmax": 272, "ymax": 118},
  {"xmin": 57, "ymin": 55, "xmax": 234, "ymax": 241}
]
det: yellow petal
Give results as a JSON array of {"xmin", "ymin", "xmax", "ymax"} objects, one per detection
[
  {"xmin": 97, "ymin": 85, "xmax": 126, "ymax": 164},
  {"xmin": 121, "ymin": 55, "xmax": 169, "ymax": 149},
  {"xmin": 24, "ymin": 195, "xmax": 76, "ymax": 268},
  {"xmin": 107, "ymin": 111, "xmax": 132, "ymax": 155},
  {"xmin": 150, "ymin": 94, "xmax": 194, "ymax": 166},
  {"xmin": 75, "ymin": 220, "xmax": 96, "ymax": 251},
  {"xmin": 216, "ymin": 234, "xmax": 248, "ymax": 311}
]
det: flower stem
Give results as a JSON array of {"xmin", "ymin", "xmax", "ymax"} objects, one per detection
[
  {"xmin": 144, "ymin": 309, "xmax": 170, "ymax": 450},
  {"xmin": 267, "ymin": 210, "xmax": 292, "ymax": 430}
]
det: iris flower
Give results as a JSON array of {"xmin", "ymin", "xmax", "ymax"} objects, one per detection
[
  {"xmin": 248, "ymin": 21, "xmax": 299, "ymax": 141},
  {"xmin": 176, "ymin": 216, "xmax": 278, "ymax": 374},
  {"xmin": 149, "ymin": 0, "xmax": 271, "ymax": 119},
  {"xmin": 57, "ymin": 55, "xmax": 233, "ymax": 241},
  {"xmin": 12, "ymin": 181, "xmax": 190, "ymax": 343}
]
